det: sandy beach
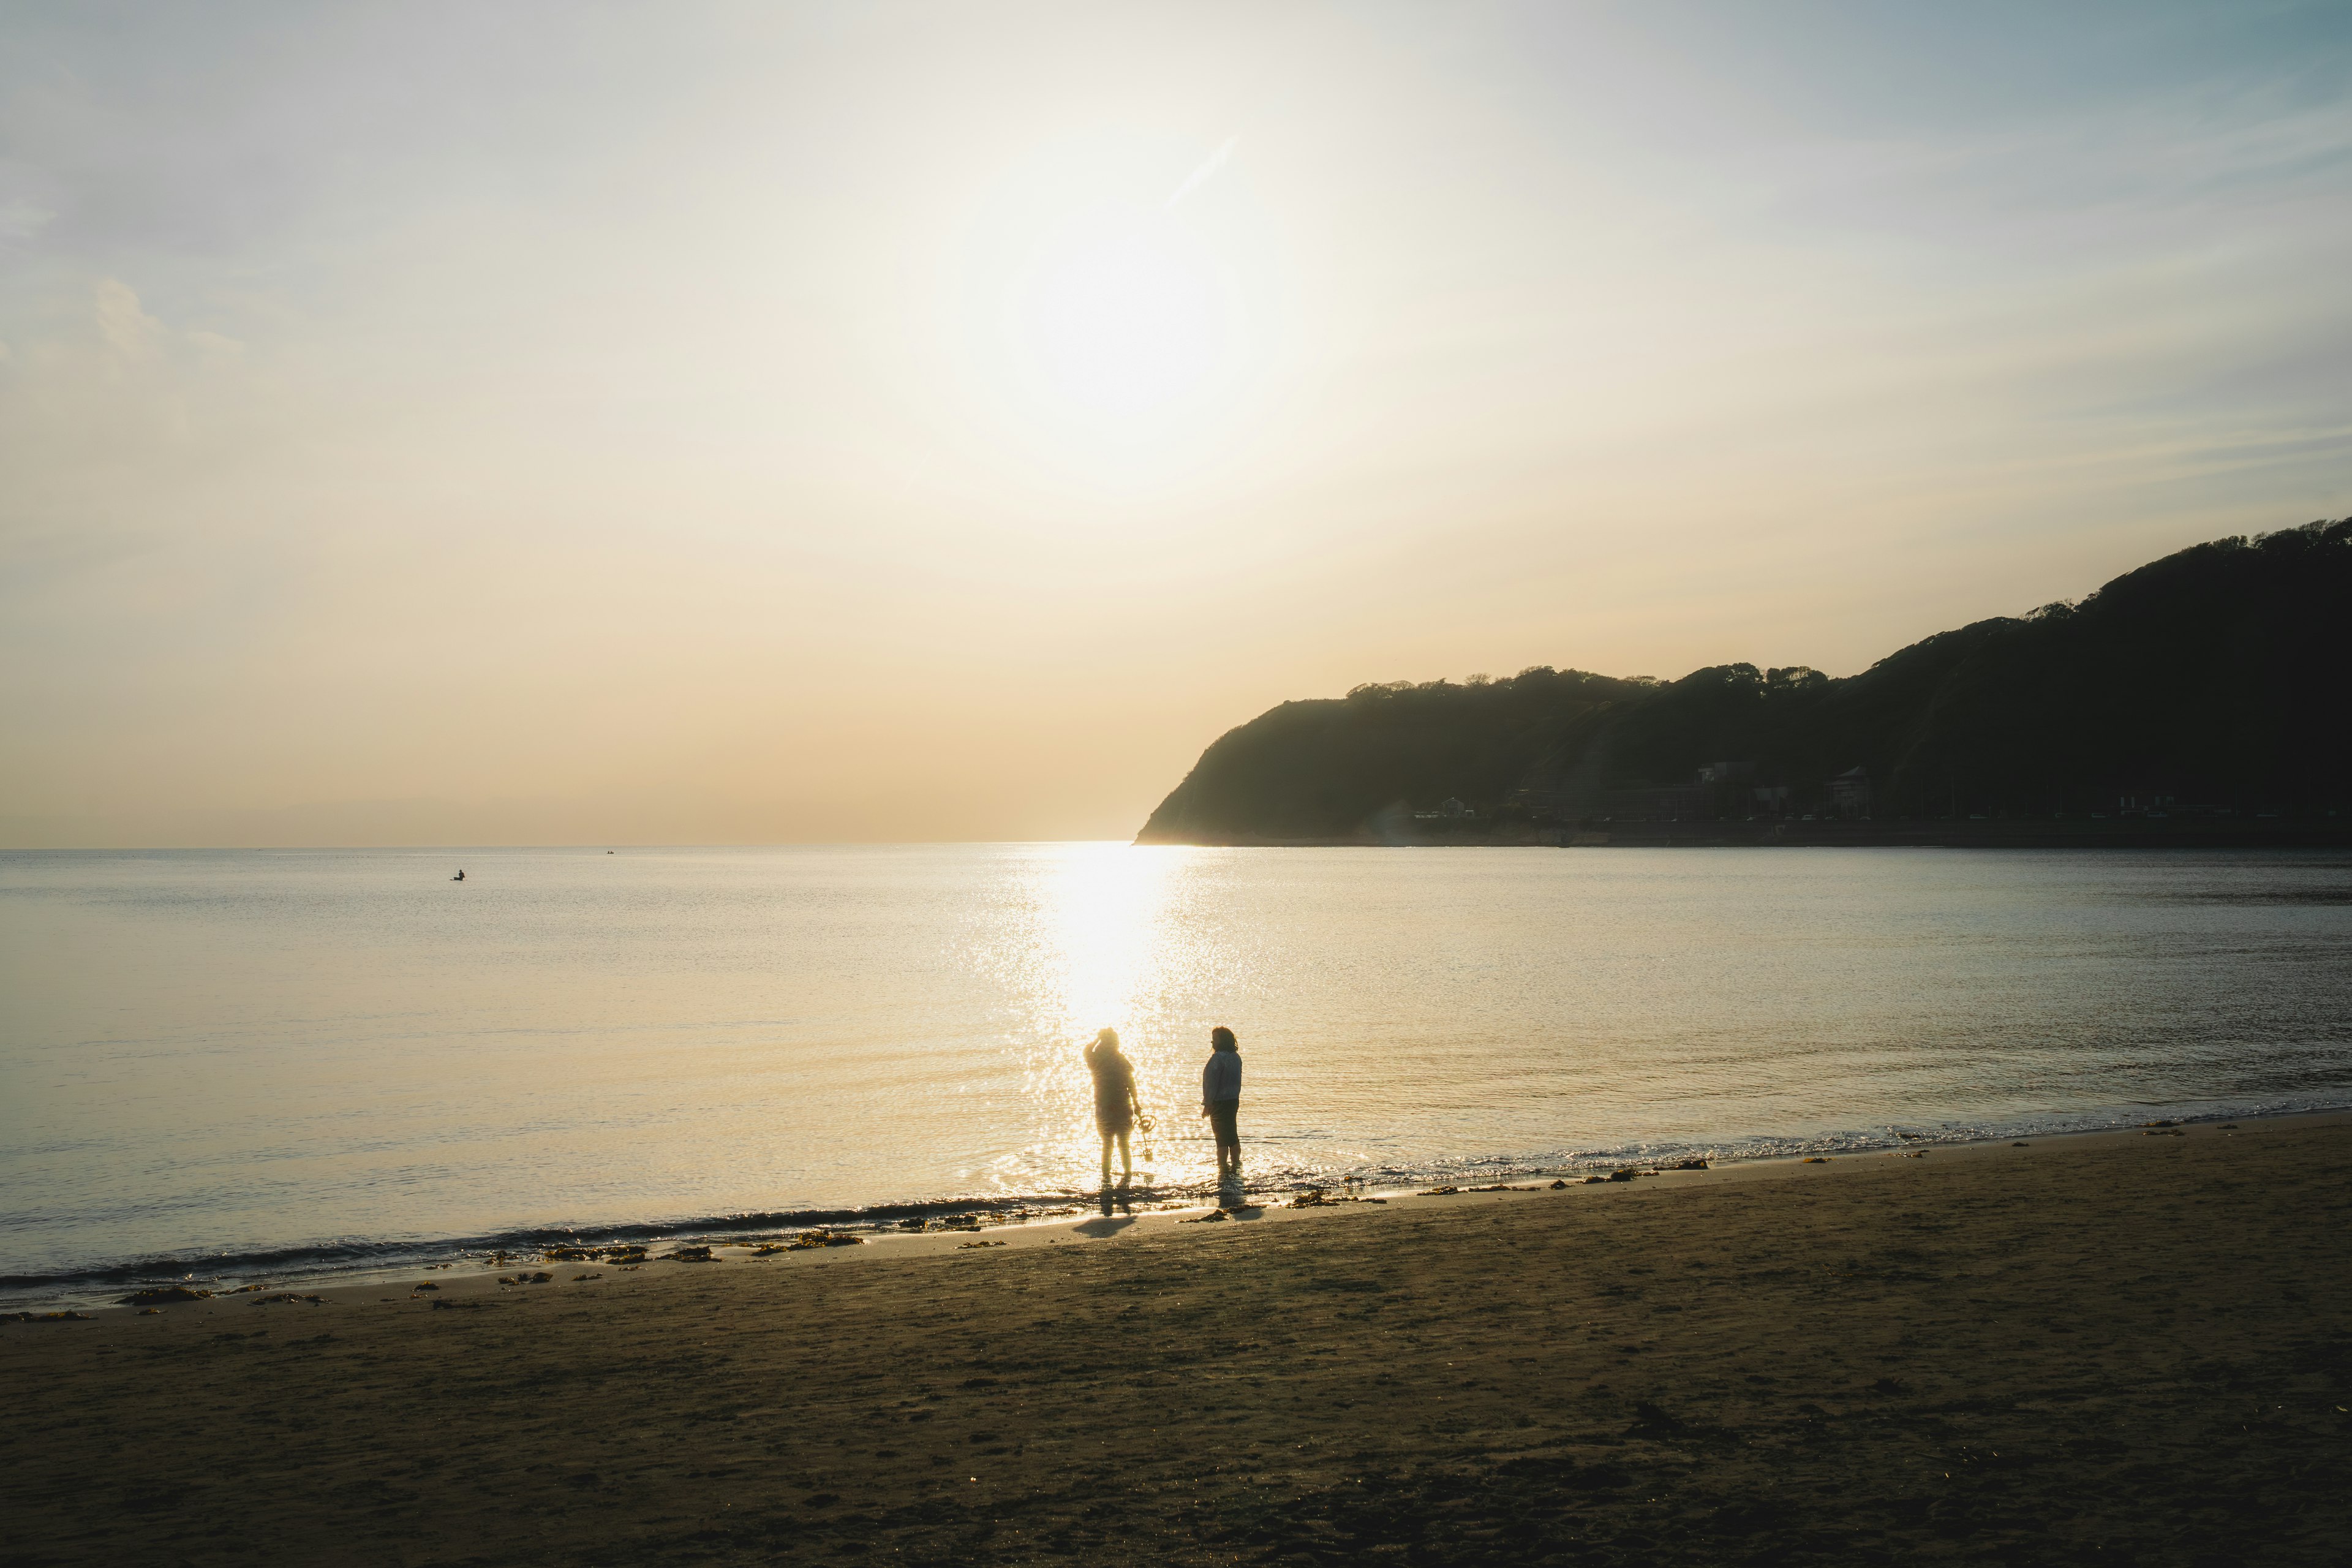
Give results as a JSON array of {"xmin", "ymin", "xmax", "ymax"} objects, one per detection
[{"xmin": 7, "ymin": 1117, "xmax": 2348, "ymax": 1566}]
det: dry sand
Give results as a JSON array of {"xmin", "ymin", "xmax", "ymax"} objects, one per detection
[{"xmin": 6, "ymin": 1117, "xmax": 2349, "ymax": 1566}]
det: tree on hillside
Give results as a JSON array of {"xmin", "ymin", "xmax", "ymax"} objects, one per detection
[{"xmin": 1135, "ymin": 521, "xmax": 2352, "ymax": 842}]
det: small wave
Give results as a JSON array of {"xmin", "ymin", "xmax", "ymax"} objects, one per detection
[
  {"xmin": 9, "ymin": 1092, "xmax": 2343, "ymax": 1311},
  {"xmin": 0, "ymin": 1185, "xmax": 1230, "ymax": 1309}
]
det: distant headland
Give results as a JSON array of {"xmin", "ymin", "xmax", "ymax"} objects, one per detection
[{"xmin": 1136, "ymin": 519, "xmax": 2352, "ymax": 848}]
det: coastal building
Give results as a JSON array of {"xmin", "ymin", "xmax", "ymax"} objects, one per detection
[
  {"xmin": 1828, "ymin": 767, "xmax": 1874, "ymax": 818},
  {"xmin": 1598, "ymin": 763, "xmax": 1790, "ymax": 821},
  {"xmin": 1597, "ymin": 783, "xmax": 1715, "ymax": 820}
]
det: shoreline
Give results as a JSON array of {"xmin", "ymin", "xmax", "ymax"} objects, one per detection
[
  {"xmin": 1139, "ymin": 823, "xmax": 2352, "ymax": 848},
  {"xmin": 8, "ymin": 1108, "xmax": 2347, "ymax": 1564},
  {"xmin": 15, "ymin": 1103, "xmax": 2346, "ymax": 1323}
]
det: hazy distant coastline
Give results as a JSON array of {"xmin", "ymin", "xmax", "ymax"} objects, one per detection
[
  {"xmin": 1138, "ymin": 521, "xmax": 2352, "ymax": 847},
  {"xmin": 1136, "ymin": 818, "xmax": 2352, "ymax": 850}
]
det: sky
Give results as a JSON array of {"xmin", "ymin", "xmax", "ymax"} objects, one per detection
[{"xmin": 2, "ymin": 1, "xmax": 2348, "ymax": 846}]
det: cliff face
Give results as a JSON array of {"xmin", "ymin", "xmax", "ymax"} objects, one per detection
[
  {"xmin": 1135, "ymin": 519, "xmax": 2352, "ymax": 844},
  {"xmin": 1134, "ymin": 670, "xmax": 1643, "ymax": 845}
]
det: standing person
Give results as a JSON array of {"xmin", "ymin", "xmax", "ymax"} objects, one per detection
[
  {"xmin": 1083, "ymin": 1028, "xmax": 1142, "ymax": 1186},
  {"xmin": 1200, "ymin": 1026, "xmax": 1243, "ymax": 1183}
]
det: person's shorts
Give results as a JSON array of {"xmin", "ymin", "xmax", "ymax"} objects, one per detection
[
  {"xmin": 1207, "ymin": 1101, "xmax": 1240, "ymax": 1147},
  {"xmin": 1095, "ymin": 1108, "xmax": 1133, "ymax": 1137}
]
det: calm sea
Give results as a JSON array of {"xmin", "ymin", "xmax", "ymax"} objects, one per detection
[{"xmin": 4, "ymin": 844, "xmax": 2349, "ymax": 1306}]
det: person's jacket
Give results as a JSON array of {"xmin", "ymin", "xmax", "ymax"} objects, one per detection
[
  {"xmin": 1087, "ymin": 1047, "xmax": 1135, "ymax": 1111},
  {"xmin": 1201, "ymin": 1049, "xmax": 1242, "ymax": 1105}
]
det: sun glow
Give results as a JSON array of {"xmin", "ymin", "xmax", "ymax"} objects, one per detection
[
  {"xmin": 937, "ymin": 134, "xmax": 1284, "ymax": 484},
  {"xmin": 1008, "ymin": 208, "xmax": 1223, "ymax": 418}
]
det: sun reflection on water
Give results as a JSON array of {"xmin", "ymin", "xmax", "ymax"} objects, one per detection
[
  {"xmin": 9, "ymin": 845, "xmax": 2351, "ymax": 1294},
  {"xmin": 989, "ymin": 843, "xmax": 1228, "ymax": 1196}
]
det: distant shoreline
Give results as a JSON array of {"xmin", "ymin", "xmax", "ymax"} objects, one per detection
[{"xmin": 1139, "ymin": 817, "xmax": 2352, "ymax": 850}]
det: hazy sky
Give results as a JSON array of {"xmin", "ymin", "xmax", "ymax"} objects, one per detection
[{"xmin": 4, "ymin": 1, "xmax": 2348, "ymax": 845}]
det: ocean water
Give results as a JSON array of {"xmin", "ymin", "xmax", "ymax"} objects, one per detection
[{"xmin": 3, "ymin": 843, "xmax": 2350, "ymax": 1306}]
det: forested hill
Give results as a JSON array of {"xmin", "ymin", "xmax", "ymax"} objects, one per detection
[{"xmin": 1135, "ymin": 519, "xmax": 2352, "ymax": 844}]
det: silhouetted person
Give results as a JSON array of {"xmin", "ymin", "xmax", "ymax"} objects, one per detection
[
  {"xmin": 452, "ymin": 869, "xmax": 465, "ymax": 881},
  {"xmin": 1084, "ymin": 1028, "xmax": 1142, "ymax": 1186},
  {"xmin": 1201, "ymin": 1025, "xmax": 1242, "ymax": 1182}
]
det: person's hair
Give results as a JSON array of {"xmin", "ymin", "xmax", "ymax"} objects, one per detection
[{"xmin": 1211, "ymin": 1026, "xmax": 1237, "ymax": 1050}]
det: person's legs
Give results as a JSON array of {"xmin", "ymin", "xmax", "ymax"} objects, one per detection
[
  {"xmin": 1115, "ymin": 1131, "xmax": 1132, "ymax": 1182},
  {"xmin": 1210, "ymin": 1102, "xmax": 1240, "ymax": 1180},
  {"xmin": 1099, "ymin": 1132, "xmax": 1114, "ymax": 1185}
]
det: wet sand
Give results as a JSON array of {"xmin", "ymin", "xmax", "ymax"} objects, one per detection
[{"xmin": 6, "ymin": 1117, "xmax": 2349, "ymax": 1566}]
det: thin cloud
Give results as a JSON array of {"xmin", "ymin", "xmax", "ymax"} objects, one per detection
[
  {"xmin": 1163, "ymin": 134, "xmax": 1238, "ymax": 209},
  {"xmin": 0, "ymin": 197, "xmax": 51, "ymax": 247},
  {"xmin": 93, "ymin": 277, "xmax": 162, "ymax": 357}
]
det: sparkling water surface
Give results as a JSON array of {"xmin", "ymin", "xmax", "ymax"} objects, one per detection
[{"xmin": 3, "ymin": 844, "xmax": 2349, "ymax": 1303}]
